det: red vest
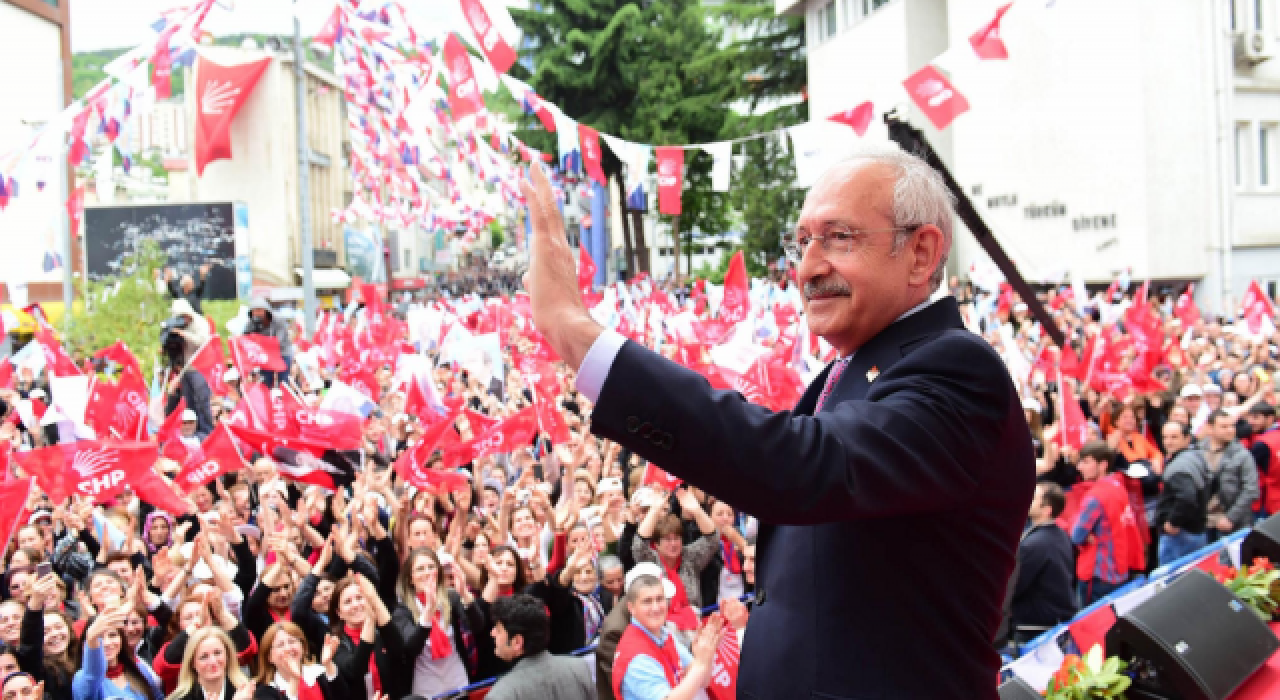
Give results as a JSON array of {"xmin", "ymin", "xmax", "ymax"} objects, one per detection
[
  {"xmin": 1248, "ymin": 430, "xmax": 1280, "ymax": 513},
  {"xmin": 1074, "ymin": 474, "xmax": 1145, "ymax": 581},
  {"xmin": 612, "ymin": 623, "xmax": 682, "ymax": 700}
]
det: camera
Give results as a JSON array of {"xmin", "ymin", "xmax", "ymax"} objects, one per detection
[{"xmin": 160, "ymin": 316, "xmax": 190, "ymax": 367}]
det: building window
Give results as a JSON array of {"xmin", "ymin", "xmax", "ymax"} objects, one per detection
[
  {"xmin": 1231, "ymin": 0, "xmax": 1239, "ymax": 30},
  {"xmin": 1255, "ymin": 0, "xmax": 1265, "ymax": 30},
  {"xmin": 842, "ymin": 0, "xmax": 891, "ymax": 27},
  {"xmin": 403, "ymin": 249, "xmax": 411, "ymax": 270},
  {"xmin": 1236, "ymin": 122, "xmax": 1250, "ymax": 187},
  {"xmin": 812, "ymin": 1, "xmax": 838, "ymax": 43},
  {"xmin": 1262, "ymin": 123, "xmax": 1277, "ymax": 187}
]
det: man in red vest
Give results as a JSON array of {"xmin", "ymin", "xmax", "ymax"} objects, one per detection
[
  {"xmin": 1069, "ymin": 441, "xmax": 1145, "ymax": 606},
  {"xmin": 612, "ymin": 562, "xmax": 724, "ymax": 700},
  {"xmin": 1245, "ymin": 403, "xmax": 1279, "ymax": 517}
]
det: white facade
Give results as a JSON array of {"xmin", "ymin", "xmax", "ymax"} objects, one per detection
[
  {"xmin": 184, "ymin": 47, "xmax": 348, "ymax": 289},
  {"xmin": 0, "ymin": 2, "xmax": 67, "ymax": 290},
  {"xmin": 129, "ymin": 99, "xmax": 189, "ymax": 156},
  {"xmin": 785, "ymin": 0, "xmax": 1280, "ymax": 313}
]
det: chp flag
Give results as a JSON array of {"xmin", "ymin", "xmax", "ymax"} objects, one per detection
[
  {"xmin": 229, "ymin": 334, "xmax": 287, "ymax": 375},
  {"xmin": 0, "ymin": 479, "xmax": 33, "ymax": 551},
  {"xmin": 194, "ymin": 55, "xmax": 271, "ymax": 175},
  {"xmin": 175, "ymin": 423, "xmax": 248, "ymax": 492}
]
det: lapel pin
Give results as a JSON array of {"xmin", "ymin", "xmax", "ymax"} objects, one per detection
[{"xmin": 866, "ymin": 366, "xmax": 879, "ymax": 382}]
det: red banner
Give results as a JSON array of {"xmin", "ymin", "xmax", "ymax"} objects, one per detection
[
  {"xmin": 655, "ymin": 147, "xmax": 684, "ymax": 216},
  {"xmin": 439, "ymin": 407, "xmax": 538, "ymax": 469},
  {"xmin": 0, "ymin": 479, "xmax": 33, "ymax": 551},
  {"xmin": 902, "ymin": 65, "xmax": 970, "ymax": 131},
  {"xmin": 720, "ymin": 251, "xmax": 749, "ymax": 323},
  {"xmin": 443, "ymin": 34, "xmax": 485, "ymax": 120},
  {"xmin": 706, "ymin": 630, "xmax": 740, "ymax": 700},
  {"xmin": 828, "ymin": 102, "xmax": 874, "ymax": 137},
  {"xmin": 579, "ymin": 124, "xmax": 606, "ymax": 185},
  {"xmin": 194, "ymin": 56, "xmax": 271, "ymax": 175},
  {"xmin": 458, "ymin": 0, "xmax": 518, "ymax": 74},
  {"xmin": 188, "ymin": 335, "xmax": 229, "ymax": 396},
  {"xmin": 176, "ymin": 423, "xmax": 248, "ymax": 492},
  {"xmin": 969, "ymin": 3, "xmax": 1013, "ymax": 60},
  {"xmin": 643, "ymin": 463, "xmax": 682, "ymax": 491},
  {"xmin": 230, "ymin": 334, "xmax": 287, "ymax": 374}
]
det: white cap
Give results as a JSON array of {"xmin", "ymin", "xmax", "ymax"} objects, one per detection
[
  {"xmin": 1180, "ymin": 384, "xmax": 1203, "ymax": 398},
  {"xmin": 1020, "ymin": 398, "xmax": 1041, "ymax": 413},
  {"xmin": 182, "ymin": 409, "xmax": 198, "ymax": 422},
  {"xmin": 1124, "ymin": 463, "xmax": 1150, "ymax": 479},
  {"xmin": 223, "ymin": 368, "xmax": 241, "ymax": 382},
  {"xmin": 1203, "ymin": 383, "xmax": 1223, "ymax": 395},
  {"xmin": 624, "ymin": 561, "xmax": 677, "ymax": 598},
  {"xmin": 28, "ymin": 389, "xmax": 46, "ymax": 401}
]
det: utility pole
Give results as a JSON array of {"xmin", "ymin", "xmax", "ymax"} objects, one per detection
[{"xmin": 294, "ymin": 12, "xmax": 317, "ymax": 337}]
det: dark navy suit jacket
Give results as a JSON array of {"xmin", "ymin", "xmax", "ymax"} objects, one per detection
[{"xmin": 589, "ymin": 296, "xmax": 1035, "ymax": 699}]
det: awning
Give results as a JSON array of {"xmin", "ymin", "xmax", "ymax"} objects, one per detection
[{"xmin": 294, "ymin": 267, "xmax": 352, "ymax": 290}]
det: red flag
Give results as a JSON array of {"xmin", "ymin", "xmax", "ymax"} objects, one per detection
[
  {"xmin": 230, "ymin": 334, "xmax": 287, "ymax": 374},
  {"xmin": 1068, "ymin": 604, "xmax": 1117, "ymax": 658},
  {"xmin": 93, "ymin": 341, "xmax": 143, "ymax": 379},
  {"xmin": 313, "ymin": 5, "xmax": 344, "ymax": 48},
  {"xmin": 133, "ymin": 470, "xmax": 193, "ymax": 516},
  {"xmin": 116, "ymin": 365, "xmax": 150, "ymax": 440},
  {"xmin": 579, "ymin": 124, "xmax": 606, "ymax": 185},
  {"xmin": 720, "ymin": 251, "xmax": 749, "ymax": 323},
  {"xmin": 227, "ymin": 423, "xmax": 330, "ymax": 461},
  {"xmin": 151, "ymin": 23, "xmax": 181, "ymax": 98},
  {"xmin": 458, "ymin": 0, "xmax": 518, "ymax": 74},
  {"xmin": 156, "ymin": 398, "xmax": 191, "ymax": 463},
  {"xmin": 175, "ymin": 423, "xmax": 247, "ymax": 492},
  {"xmin": 828, "ymin": 101, "xmax": 874, "ymax": 137},
  {"xmin": 339, "ymin": 366, "xmax": 381, "ymax": 404},
  {"xmin": 188, "ymin": 336, "xmax": 229, "ymax": 396},
  {"xmin": 1175, "ymin": 284, "xmax": 1201, "ymax": 327},
  {"xmin": 13, "ymin": 448, "xmax": 71, "ymax": 505},
  {"xmin": 655, "ymin": 147, "xmax": 684, "ymax": 216},
  {"xmin": 707, "ymin": 628, "xmax": 740, "ymax": 700},
  {"xmin": 0, "ymin": 362, "xmax": 11, "ymax": 391},
  {"xmin": 194, "ymin": 56, "xmax": 271, "ymax": 175},
  {"xmin": 394, "ymin": 411, "xmax": 467, "ymax": 493},
  {"xmin": 902, "ymin": 65, "xmax": 970, "ymax": 131},
  {"xmin": 1057, "ymin": 376, "xmax": 1090, "ymax": 451},
  {"xmin": 463, "ymin": 409, "xmax": 499, "ymax": 436},
  {"xmin": 34, "ymin": 327, "xmax": 81, "ymax": 378},
  {"xmin": 439, "ymin": 408, "xmax": 538, "ymax": 469},
  {"xmin": 643, "ymin": 463, "xmax": 682, "ymax": 491},
  {"xmin": 0, "ymin": 479, "xmax": 33, "ymax": 550},
  {"xmin": 578, "ymin": 245, "xmax": 598, "ymax": 296},
  {"xmin": 66, "ymin": 186, "xmax": 84, "ymax": 237},
  {"xmin": 534, "ymin": 396, "xmax": 571, "ymax": 445},
  {"xmin": 296, "ymin": 407, "xmax": 364, "ymax": 451},
  {"xmin": 443, "ymin": 34, "xmax": 485, "ymax": 120},
  {"xmin": 969, "ymin": 3, "xmax": 1013, "ymax": 60},
  {"xmin": 1241, "ymin": 280, "xmax": 1276, "ymax": 334}
]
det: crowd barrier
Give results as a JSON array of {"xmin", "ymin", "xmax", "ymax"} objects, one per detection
[
  {"xmin": 999, "ymin": 527, "xmax": 1253, "ymax": 688},
  {"xmin": 428, "ymin": 596, "xmax": 751, "ymax": 700}
]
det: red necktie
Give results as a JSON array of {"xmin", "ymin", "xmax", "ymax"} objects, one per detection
[{"xmin": 814, "ymin": 356, "xmax": 851, "ymax": 413}]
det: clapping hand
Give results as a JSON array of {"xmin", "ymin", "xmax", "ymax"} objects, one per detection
[{"xmin": 691, "ymin": 612, "xmax": 727, "ymax": 668}]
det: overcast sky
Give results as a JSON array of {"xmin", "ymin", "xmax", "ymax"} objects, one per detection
[{"xmin": 71, "ymin": 0, "xmax": 485, "ymax": 53}]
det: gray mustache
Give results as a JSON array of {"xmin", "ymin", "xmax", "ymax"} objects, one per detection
[{"xmin": 804, "ymin": 278, "xmax": 851, "ymax": 299}]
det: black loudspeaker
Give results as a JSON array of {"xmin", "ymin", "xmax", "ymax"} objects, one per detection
[
  {"xmin": 1105, "ymin": 569, "xmax": 1279, "ymax": 700},
  {"xmin": 1241, "ymin": 514, "xmax": 1280, "ymax": 566},
  {"xmin": 997, "ymin": 676, "xmax": 1041, "ymax": 700}
]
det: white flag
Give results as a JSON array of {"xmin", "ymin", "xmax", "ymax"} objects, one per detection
[{"xmin": 703, "ymin": 141, "xmax": 733, "ymax": 192}]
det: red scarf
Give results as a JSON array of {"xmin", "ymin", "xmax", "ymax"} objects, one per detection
[
  {"xmin": 344, "ymin": 624, "xmax": 383, "ymax": 694},
  {"xmin": 297, "ymin": 678, "xmax": 325, "ymax": 700},
  {"xmin": 105, "ymin": 664, "xmax": 124, "ymax": 682},
  {"xmin": 721, "ymin": 537, "xmax": 740, "ymax": 574},
  {"xmin": 416, "ymin": 592, "xmax": 452, "ymax": 660},
  {"xmin": 662, "ymin": 558, "xmax": 698, "ymax": 631},
  {"xmin": 269, "ymin": 608, "xmax": 291, "ymax": 623}
]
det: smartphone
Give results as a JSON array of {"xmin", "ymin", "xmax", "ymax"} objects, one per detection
[{"xmin": 35, "ymin": 562, "xmax": 51, "ymax": 578}]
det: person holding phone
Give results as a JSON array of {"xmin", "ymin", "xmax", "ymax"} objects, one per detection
[{"xmin": 72, "ymin": 604, "xmax": 164, "ymax": 700}]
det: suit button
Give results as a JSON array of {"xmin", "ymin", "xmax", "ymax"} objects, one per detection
[
  {"xmin": 626, "ymin": 417, "xmax": 640, "ymax": 433},
  {"xmin": 661, "ymin": 434, "xmax": 674, "ymax": 450},
  {"xmin": 639, "ymin": 422, "xmax": 653, "ymax": 438}
]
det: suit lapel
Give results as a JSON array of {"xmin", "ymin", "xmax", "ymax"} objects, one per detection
[{"xmin": 808, "ymin": 297, "xmax": 965, "ymax": 411}]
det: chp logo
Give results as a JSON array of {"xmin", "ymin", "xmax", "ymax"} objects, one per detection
[
  {"xmin": 184, "ymin": 460, "xmax": 222, "ymax": 486},
  {"xmin": 912, "ymin": 77, "xmax": 955, "ymax": 109},
  {"xmin": 658, "ymin": 158, "xmax": 680, "ymax": 188},
  {"xmin": 450, "ymin": 57, "xmax": 478, "ymax": 99},
  {"xmin": 72, "ymin": 448, "xmax": 125, "ymax": 497},
  {"xmin": 240, "ymin": 338, "xmax": 269, "ymax": 367}
]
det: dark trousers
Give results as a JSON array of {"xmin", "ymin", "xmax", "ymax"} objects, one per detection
[{"xmin": 1076, "ymin": 576, "xmax": 1127, "ymax": 607}]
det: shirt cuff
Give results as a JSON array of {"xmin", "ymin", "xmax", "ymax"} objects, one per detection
[{"xmin": 574, "ymin": 329, "xmax": 627, "ymax": 403}]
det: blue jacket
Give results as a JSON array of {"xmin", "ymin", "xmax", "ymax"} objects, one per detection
[
  {"xmin": 589, "ymin": 297, "xmax": 1035, "ymax": 699},
  {"xmin": 72, "ymin": 642, "xmax": 164, "ymax": 700}
]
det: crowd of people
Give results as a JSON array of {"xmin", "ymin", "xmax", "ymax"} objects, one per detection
[{"xmin": 0, "ymin": 255, "xmax": 1274, "ymax": 699}]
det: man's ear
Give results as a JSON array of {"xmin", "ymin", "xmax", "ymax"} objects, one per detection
[{"xmin": 511, "ymin": 633, "xmax": 524, "ymax": 656}]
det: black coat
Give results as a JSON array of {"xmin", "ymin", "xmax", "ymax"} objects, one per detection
[
  {"xmin": 1011, "ymin": 522, "xmax": 1079, "ymax": 628},
  {"xmin": 170, "ymin": 677, "xmax": 233, "ymax": 700},
  {"xmin": 389, "ymin": 590, "xmax": 481, "ymax": 679},
  {"xmin": 526, "ymin": 578, "xmax": 585, "ymax": 655},
  {"xmin": 588, "ymin": 297, "xmax": 1035, "ymax": 699},
  {"xmin": 252, "ymin": 673, "xmax": 348, "ymax": 700},
  {"xmin": 331, "ymin": 620, "xmax": 407, "ymax": 700}
]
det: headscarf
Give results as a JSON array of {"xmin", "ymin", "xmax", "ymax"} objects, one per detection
[{"xmin": 141, "ymin": 511, "xmax": 175, "ymax": 554}]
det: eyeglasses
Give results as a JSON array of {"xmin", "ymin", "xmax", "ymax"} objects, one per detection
[{"xmin": 781, "ymin": 225, "xmax": 910, "ymax": 264}]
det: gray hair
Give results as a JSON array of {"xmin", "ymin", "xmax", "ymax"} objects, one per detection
[
  {"xmin": 599, "ymin": 554, "xmax": 623, "ymax": 573},
  {"xmin": 842, "ymin": 146, "xmax": 955, "ymax": 291},
  {"xmin": 626, "ymin": 574, "xmax": 664, "ymax": 603}
]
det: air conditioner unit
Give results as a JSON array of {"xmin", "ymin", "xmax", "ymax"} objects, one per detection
[{"xmin": 1235, "ymin": 29, "xmax": 1275, "ymax": 65}]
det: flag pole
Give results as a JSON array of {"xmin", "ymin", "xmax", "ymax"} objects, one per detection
[{"xmin": 294, "ymin": 9, "xmax": 318, "ymax": 340}]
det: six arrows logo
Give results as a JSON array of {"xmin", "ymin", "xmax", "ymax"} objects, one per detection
[{"xmin": 201, "ymin": 80, "xmax": 242, "ymax": 115}]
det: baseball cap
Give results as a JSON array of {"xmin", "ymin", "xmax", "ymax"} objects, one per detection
[
  {"xmin": 28, "ymin": 509, "xmax": 52, "ymax": 526},
  {"xmin": 1203, "ymin": 384, "xmax": 1223, "ymax": 395},
  {"xmin": 1180, "ymin": 384, "xmax": 1203, "ymax": 398},
  {"xmin": 182, "ymin": 409, "xmax": 198, "ymax": 422},
  {"xmin": 223, "ymin": 368, "xmax": 241, "ymax": 383},
  {"xmin": 1250, "ymin": 402, "xmax": 1277, "ymax": 418},
  {"xmin": 624, "ymin": 561, "xmax": 677, "ymax": 598}
]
